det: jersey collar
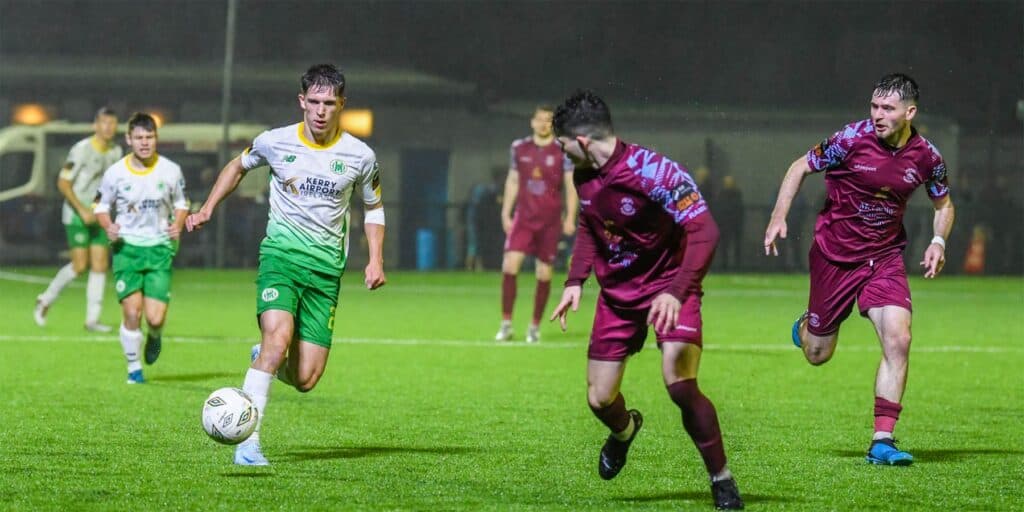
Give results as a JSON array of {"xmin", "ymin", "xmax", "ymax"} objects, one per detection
[
  {"xmin": 297, "ymin": 122, "xmax": 343, "ymax": 150},
  {"xmin": 125, "ymin": 154, "xmax": 158, "ymax": 175}
]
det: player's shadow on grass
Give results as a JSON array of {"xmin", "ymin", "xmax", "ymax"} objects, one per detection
[
  {"xmin": 833, "ymin": 448, "xmax": 1024, "ymax": 462},
  {"xmin": 148, "ymin": 371, "xmax": 236, "ymax": 382},
  {"xmin": 617, "ymin": 491, "xmax": 795, "ymax": 505},
  {"xmin": 281, "ymin": 445, "xmax": 481, "ymax": 462},
  {"xmin": 221, "ymin": 472, "xmax": 273, "ymax": 478}
]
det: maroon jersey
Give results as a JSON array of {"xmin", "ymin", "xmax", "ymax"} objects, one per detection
[
  {"xmin": 567, "ymin": 141, "xmax": 717, "ymax": 309},
  {"xmin": 807, "ymin": 120, "xmax": 950, "ymax": 263},
  {"xmin": 510, "ymin": 136, "xmax": 572, "ymax": 230}
]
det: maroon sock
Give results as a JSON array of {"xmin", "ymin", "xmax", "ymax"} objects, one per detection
[
  {"xmin": 532, "ymin": 280, "xmax": 551, "ymax": 325},
  {"xmin": 501, "ymin": 273, "xmax": 516, "ymax": 320},
  {"xmin": 590, "ymin": 392, "xmax": 631, "ymax": 433},
  {"xmin": 667, "ymin": 379, "xmax": 727, "ymax": 474},
  {"xmin": 874, "ymin": 396, "xmax": 903, "ymax": 434}
]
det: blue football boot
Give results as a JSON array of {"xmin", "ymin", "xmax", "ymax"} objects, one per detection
[
  {"xmin": 234, "ymin": 438, "xmax": 269, "ymax": 466},
  {"xmin": 791, "ymin": 311, "xmax": 808, "ymax": 348},
  {"xmin": 866, "ymin": 438, "xmax": 914, "ymax": 466},
  {"xmin": 126, "ymin": 369, "xmax": 145, "ymax": 384}
]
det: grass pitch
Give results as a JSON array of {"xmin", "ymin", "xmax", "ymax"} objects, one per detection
[{"xmin": 0, "ymin": 268, "xmax": 1021, "ymax": 510}]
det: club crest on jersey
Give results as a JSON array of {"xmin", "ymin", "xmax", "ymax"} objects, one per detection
[
  {"xmin": 545, "ymin": 155, "xmax": 556, "ymax": 167},
  {"xmin": 330, "ymin": 160, "xmax": 346, "ymax": 174},
  {"xmin": 620, "ymin": 197, "xmax": 636, "ymax": 216},
  {"xmin": 808, "ymin": 312, "xmax": 821, "ymax": 328},
  {"xmin": 903, "ymin": 168, "xmax": 920, "ymax": 184},
  {"xmin": 261, "ymin": 288, "xmax": 279, "ymax": 302}
]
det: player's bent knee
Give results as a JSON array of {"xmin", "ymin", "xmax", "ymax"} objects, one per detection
[
  {"xmin": 587, "ymin": 388, "xmax": 617, "ymax": 410},
  {"xmin": 293, "ymin": 373, "xmax": 322, "ymax": 393},
  {"xmin": 804, "ymin": 347, "xmax": 833, "ymax": 366}
]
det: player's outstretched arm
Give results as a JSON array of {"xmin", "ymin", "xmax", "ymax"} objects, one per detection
[
  {"xmin": 363, "ymin": 206, "xmax": 386, "ymax": 290},
  {"xmin": 95, "ymin": 212, "xmax": 119, "ymax": 242},
  {"xmin": 186, "ymin": 156, "xmax": 246, "ymax": 232},
  {"xmin": 921, "ymin": 195, "xmax": 955, "ymax": 278},
  {"xmin": 550, "ymin": 285, "xmax": 581, "ymax": 332},
  {"xmin": 562, "ymin": 171, "xmax": 579, "ymax": 236},
  {"xmin": 500, "ymin": 169, "xmax": 518, "ymax": 234},
  {"xmin": 764, "ymin": 156, "xmax": 813, "ymax": 256}
]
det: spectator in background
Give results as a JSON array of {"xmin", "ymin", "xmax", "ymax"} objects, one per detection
[
  {"xmin": 465, "ymin": 168, "xmax": 505, "ymax": 271},
  {"xmin": 714, "ymin": 175, "xmax": 744, "ymax": 271}
]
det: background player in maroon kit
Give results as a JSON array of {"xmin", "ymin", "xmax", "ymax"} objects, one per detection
[
  {"xmin": 764, "ymin": 74, "xmax": 955, "ymax": 466},
  {"xmin": 550, "ymin": 90, "xmax": 744, "ymax": 510},
  {"xmin": 496, "ymin": 106, "xmax": 578, "ymax": 343}
]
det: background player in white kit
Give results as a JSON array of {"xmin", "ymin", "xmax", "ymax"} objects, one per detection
[
  {"xmin": 186, "ymin": 64, "xmax": 386, "ymax": 466},
  {"xmin": 35, "ymin": 107, "xmax": 123, "ymax": 331},
  {"xmin": 94, "ymin": 112, "xmax": 188, "ymax": 384}
]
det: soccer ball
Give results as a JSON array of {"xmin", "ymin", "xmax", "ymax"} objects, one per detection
[{"xmin": 201, "ymin": 387, "xmax": 258, "ymax": 445}]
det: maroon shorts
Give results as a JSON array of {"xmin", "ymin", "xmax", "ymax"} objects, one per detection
[
  {"xmin": 805, "ymin": 241, "xmax": 912, "ymax": 336},
  {"xmin": 504, "ymin": 220, "xmax": 561, "ymax": 263},
  {"xmin": 587, "ymin": 293, "xmax": 703, "ymax": 361}
]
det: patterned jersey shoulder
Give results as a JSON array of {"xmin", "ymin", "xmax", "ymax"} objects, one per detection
[
  {"xmin": 915, "ymin": 134, "xmax": 950, "ymax": 199},
  {"xmin": 807, "ymin": 119, "xmax": 875, "ymax": 172},
  {"xmin": 621, "ymin": 143, "xmax": 707, "ymax": 224}
]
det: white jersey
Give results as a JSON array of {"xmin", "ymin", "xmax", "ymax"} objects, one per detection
[
  {"xmin": 94, "ymin": 154, "xmax": 188, "ymax": 247},
  {"xmin": 59, "ymin": 136, "xmax": 123, "ymax": 224},
  {"xmin": 240, "ymin": 122, "xmax": 382, "ymax": 275}
]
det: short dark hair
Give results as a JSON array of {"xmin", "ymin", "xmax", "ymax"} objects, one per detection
[
  {"xmin": 552, "ymin": 90, "xmax": 613, "ymax": 138},
  {"xmin": 873, "ymin": 73, "xmax": 919, "ymax": 104},
  {"xmin": 95, "ymin": 106, "xmax": 117, "ymax": 120},
  {"xmin": 127, "ymin": 112, "xmax": 157, "ymax": 133},
  {"xmin": 301, "ymin": 64, "xmax": 345, "ymax": 96}
]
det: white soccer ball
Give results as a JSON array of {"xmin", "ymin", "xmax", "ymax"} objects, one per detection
[{"xmin": 201, "ymin": 387, "xmax": 258, "ymax": 445}]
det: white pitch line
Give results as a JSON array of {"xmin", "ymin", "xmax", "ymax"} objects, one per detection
[{"xmin": 0, "ymin": 334, "xmax": 1020, "ymax": 354}]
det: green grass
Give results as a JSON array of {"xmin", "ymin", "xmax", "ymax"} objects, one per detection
[{"xmin": 1, "ymin": 268, "xmax": 1022, "ymax": 511}]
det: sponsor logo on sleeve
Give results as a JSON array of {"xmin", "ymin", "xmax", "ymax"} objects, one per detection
[{"xmin": 261, "ymin": 287, "xmax": 279, "ymax": 302}]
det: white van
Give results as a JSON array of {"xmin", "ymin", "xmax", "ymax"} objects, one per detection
[{"xmin": 0, "ymin": 121, "xmax": 268, "ymax": 264}]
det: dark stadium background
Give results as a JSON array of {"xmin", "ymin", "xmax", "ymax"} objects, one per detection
[{"xmin": 1, "ymin": 0, "xmax": 1020, "ymax": 274}]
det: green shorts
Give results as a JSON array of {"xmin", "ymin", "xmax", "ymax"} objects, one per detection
[
  {"xmin": 65, "ymin": 214, "xmax": 109, "ymax": 248},
  {"xmin": 112, "ymin": 243, "xmax": 175, "ymax": 303},
  {"xmin": 256, "ymin": 254, "xmax": 341, "ymax": 348}
]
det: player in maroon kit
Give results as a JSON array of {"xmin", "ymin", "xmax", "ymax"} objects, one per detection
[
  {"xmin": 764, "ymin": 74, "xmax": 955, "ymax": 466},
  {"xmin": 496, "ymin": 106, "xmax": 578, "ymax": 343},
  {"xmin": 550, "ymin": 90, "xmax": 744, "ymax": 510}
]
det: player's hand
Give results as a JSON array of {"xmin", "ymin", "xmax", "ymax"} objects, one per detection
[
  {"xmin": 920, "ymin": 243, "xmax": 945, "ymax": 278},
  {"xmin": 185, "ymin": 210, "xmax": 211, "ymax": 232},
  {"xmin": 167, "ymin": 223, "xmax": 182, "ymax": 241},
  {"xmin": 501, "ymin": 215, "xmax": 513, "ymax": 234},
  {"xmin": 763, "ymin": 218, "xmax": 788, "ymax": 256},
  {"xmin": 647, "ymin": 293, "xmax": 681, "ymax": 334},
  {"xmin": 562, "ymin": 218, "xmax": 576, "ymax": 236},
  {"xmin": 550, "ymin": 285, "xmax": 581, "ymax": 332},
  {"xmin": 364, "ymin": 260, "xmax": 386, "ymax": 290},
  {"xmin": 78, "ymin": 210, "xmax": 96, "ymax": 225},
  {"xmin": 106, "ymin": 223, "xmax": 121, "ymax": 242}
]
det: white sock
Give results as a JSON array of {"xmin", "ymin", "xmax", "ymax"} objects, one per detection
[
  {"xmin": 711, "ymin": 467, "xmax": 734, "ymax": 482},
  {"xmin": 39, "ymin": 263, "xmax": 78, "ymax": 305},
  {"xmin": 242, "ymin": 368, "xmax": 273, "ymax": 443},
  {"xmin": 85, "ymin": 271, "xmax": 106, "ymax": 325},
  {"xmin": 119, "ymin": 323, "xmax": 143, "ymax": 373},
  {"xmin": 873, "ymin": 431, "xmax": 894, "ymax": 441}
]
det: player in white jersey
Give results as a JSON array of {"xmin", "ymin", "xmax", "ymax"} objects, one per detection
[
  {"xmin": 35, "ymin": 107, "xmax": 122, "ymax": 331},
  {"xmin": 95, "ymin": 113, "xmax": 189, "ymax": 384},
  {"xmin": 186, "ymin": 64, "xmax": 386, "ymax": 465}
]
